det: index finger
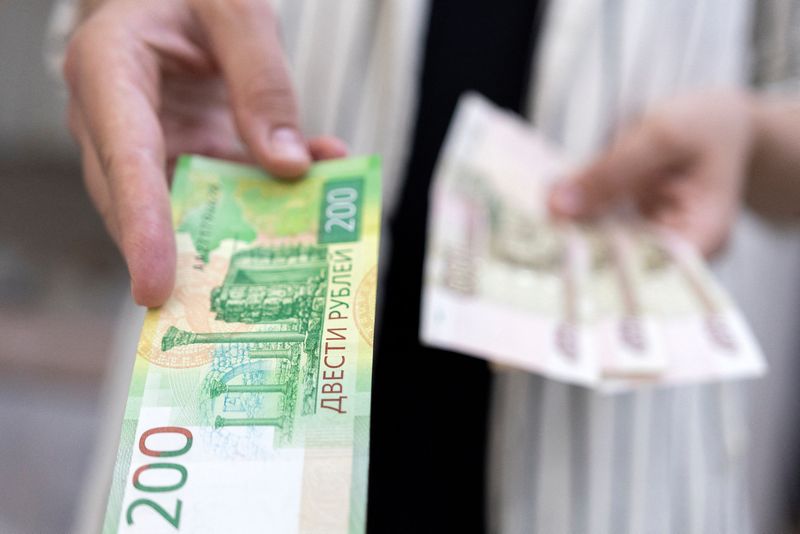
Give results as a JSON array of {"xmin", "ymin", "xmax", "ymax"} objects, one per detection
[{"xmin": 65, "ymin": 25, "xmax": 176, "ymax": 307}]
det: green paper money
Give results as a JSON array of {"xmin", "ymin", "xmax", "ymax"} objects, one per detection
[{"xmin": 103, "ymin": 155, "xmax": 381, "ymax": 533}]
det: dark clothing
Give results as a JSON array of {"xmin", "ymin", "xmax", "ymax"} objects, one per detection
[{"xmin": 368, "ymin": 1, "xmax": 544, "ymax": 532}]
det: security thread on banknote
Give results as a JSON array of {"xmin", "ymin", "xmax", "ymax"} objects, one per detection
[{"xmin": 103, "ymin": 155, "xmax": 381, "ymax": 534}]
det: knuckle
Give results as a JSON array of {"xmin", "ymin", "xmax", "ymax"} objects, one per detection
[
  {"xmin": 62, "ymin": 17, "xmax": 120, "ymax": 93},
  {"xmin": 98, "ymin": 146, "xmax": 157, "ymax": 184}
]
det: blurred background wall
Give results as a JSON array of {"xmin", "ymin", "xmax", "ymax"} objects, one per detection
[{"xmin": 0, "ymin": 1, "xmax": 128, "ymax": 533}]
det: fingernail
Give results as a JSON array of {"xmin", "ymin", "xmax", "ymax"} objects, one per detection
[
  {"xmin": 553, "ymin": 184, "xmax": 585, "ymax": 215},
  {"xmin": 270, "ymin": 127, "xmax": 310, "ymax": 164}
]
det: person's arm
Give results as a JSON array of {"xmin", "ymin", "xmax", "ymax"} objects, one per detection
[{"xmin": 548, "ymin": 89, "xmax": 800, "ymax": 256}]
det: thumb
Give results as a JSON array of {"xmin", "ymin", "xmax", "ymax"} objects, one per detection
[
  {"xmin": 549, "ymin": 121, "xmax": 692, "ymax": 219},
  {"xmin": 191, "ymin": 0, "xmax": 310, "ymax": 178}
]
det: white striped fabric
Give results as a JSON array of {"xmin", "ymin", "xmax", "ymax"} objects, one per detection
[
  {"xmin": 753, "ymin": 0, "xmax": 800, "ymax": 92},
  {"xmin": 488, "ymin": 1, "xmax": 756, "ymax": 533}
]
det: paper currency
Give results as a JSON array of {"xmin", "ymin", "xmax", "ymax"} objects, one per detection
[
  {"xmin": 590, "ymin": 223, "xmax": 667, "ymax": 377},
  {"xmin": 421, "ymin": 93, "xmax": 766, "ymax": 389},
  {"xmin": 103, "ymin": 155, "xmax": 381, "ymax": 533},
  {"xmin": 421, "ymin": 94, "xmax": 597, "ymax": 385}
]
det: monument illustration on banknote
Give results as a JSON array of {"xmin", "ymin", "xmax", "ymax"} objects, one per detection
[{"xmin": 158, "ymin": 244, "xmax": 330, "ymax": 443}]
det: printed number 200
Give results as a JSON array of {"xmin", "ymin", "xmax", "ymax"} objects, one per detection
[
  {"xmin": 125, "ymin": 427, "xmax": 193, "ymax": 530},
  {"xmin": 324, "ymin": 187, "xmax": 358, "ymax": 233}
]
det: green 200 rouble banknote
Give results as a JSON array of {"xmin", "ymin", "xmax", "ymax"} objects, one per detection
[{"xmin": 103, "ymin": 155, "xmax": 381, "ymax": 534}]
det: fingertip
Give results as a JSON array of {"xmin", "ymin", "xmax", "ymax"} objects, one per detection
[
  {"xmin": 309, "ymin": 136, "xmax": 349, "ymax": 160},
  {"xmin": 126, "ymin": 235, "xmax": 176, "ymax": 308},
  {"xmin": 130, "ymin": 262, "xmax": 175, "ymax": 308},
  {"xmin": 260, "ymin": 127, "xmax": 312, "ymax": 179}
]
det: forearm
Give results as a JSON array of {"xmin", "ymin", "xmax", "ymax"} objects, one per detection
[{"xmin": 746, "ymin": 96, "xmax": 800, "ymax": 218}]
